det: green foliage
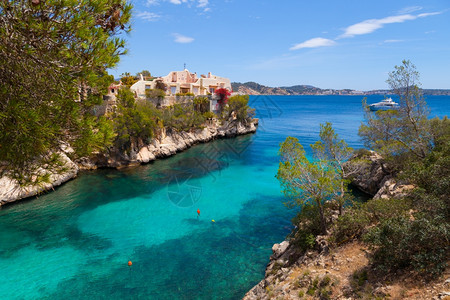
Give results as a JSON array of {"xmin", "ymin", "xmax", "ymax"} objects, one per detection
[
  {"xmin": 0, "ymin": 0, "xmax": 132, "ymax": 182},
  {"xmin": 114, "ymin": 88, "xmax": 160, "ymax": 150},
  {"xmin": 145, "ymin": 89, "xmax": 166, "ymax": 99},
  {"xmin": 359, "ymin": 60, "xmax": 432, "ymax": 171},
  {"xmin": 175, "ymin": 92, "xmax": 195, "ymax": 97},
  {"xmin": 312, "ymin": 122, "xmax": 354, "ymax": 214},
  {"xmin": 405, "ymin": 117, "xmax": 450, "ymax": 197},
  {"xmin": 331, "ymin": 205, "xmax": 371, "ymax": 245},
  {"xmin": 72, "ymin": 116, "xmax": 116, "ymax": 157},
  {"xmin": 138, "ymin": 70, "xmax": 151, "ymax": 79},
  {"xmin": 332, "ymin": 197, "xmax": 410, "ymax": 245},
  {"xmin": 120, "ymin": 72, "xmax": 138, "ymax": 87},
  {"xmin": 203, "ymin": 111, "xmax": 216, "ymax": 119},
  {"xmin": 277, "ymin": 124, "xmax": 352, "ymax": 235},
  {"xmin": 193, "ymin": 97, "xmax": 210, "ymax": 114},
  {"xmin": 364, "ymin": 215, "xmax": 449, "ymax": 277},
  {"xmin": 289, "ymin": 204, "xmax": 323, "ymax": 251},
  {"xmin": 223, "ymin": 95, "xmax": 255, "ymax": 123},
  {"xmin": 162, "ymin": 103, "xmax": 205, "ymax": 132},
  {"xmin": 351, "ymin": 269, "xmax": 368, "ymax": 287}
]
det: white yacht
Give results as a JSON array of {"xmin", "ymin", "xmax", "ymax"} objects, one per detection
[{"xmin": 369, "ymin": 98, "xmax": 399, "ymax": 111}]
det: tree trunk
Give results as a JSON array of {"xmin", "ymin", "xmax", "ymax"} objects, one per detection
[{"xmin": 317, "ymin": 202, "xmax": 327, "ymax": 235}]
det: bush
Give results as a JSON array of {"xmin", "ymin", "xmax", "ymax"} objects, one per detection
[
  {"xmin": 193, "ymin": 96, "xmax": 210, "ymax": 113},
  {"xmin": 73, "ymin": 115, "xmax": 115, "ymax": 157},
  {"xmin": 203, "ymin": 111, "xmax": 216, "ymax": 119},
  {"xmin": 331, "ymin": 206, "xmax": 371, "ymax": 245},
  {"xmin": 162, "ymin": 103, "xmax": 205, "ymax": 132},
  {"xmin": 114, "ymin": 89, "xmax": 161, "ymax": 150},
  {"xmin": 331, "ymin": 197, "xmax": 411, "ymax": 246},
  {"xmin": 223, "ymin": 95, "xmax": 255, "ymax": 123},
  {"xmin": 364, "ymin": 215, "xmax": 449, "ymax": 277},
  {"xmin": 289, "ymin": 204, "xmax": 325, "ymax": 251},
  {"xmin": 175, "ymin": 92, "xmax": 194, "ymax": 97},
  {"xmin": 145, "ymin": 88, "xmax": 166, "ymax": 99}
]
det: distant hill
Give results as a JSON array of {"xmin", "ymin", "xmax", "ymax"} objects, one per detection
[{"xmin": 231, "ymin": 82, "xmax": 450, "ymax": 96}]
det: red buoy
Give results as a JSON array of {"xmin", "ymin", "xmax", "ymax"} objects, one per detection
[{"xmin": 128, "ymin": 261, "xmax": 132, "ymax": 266}]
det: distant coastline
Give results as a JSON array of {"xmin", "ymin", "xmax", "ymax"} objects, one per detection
[{"xmin": 232, "ymin": 81, "xmax": 450, "ymax": 96}]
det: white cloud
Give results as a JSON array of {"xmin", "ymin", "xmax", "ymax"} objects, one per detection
[
  {"xmin": 290, "ymin": 37, "xmax": 336, "ymax": 51},
  {"xmin": 173, "ymin": 33, "xmax": 194, "ymax": 43},
  {"xmin": 418, "ymin": 12, "xmax": 442, "ymax": 18},
  {"xmin": 384, "ymin": 39, "xmax": 404, "ymax": 43},
  {"xmin": 146, "ymin": 0, "xmax": 210, "ymax": 11},
  {"xmin": 136, "ymin": 11, "xmax": 161, "ymax": 22},
  {"xmin": 145, "ymin": 0, "xmax": 160, "ymax": 6},
  {"xmin": 339, "ymin": 12, "xmax": 442, "ymax": 38},
  {"xmin": 398, "ymin": 6, "xmax": 423, "ymax": 14},
  {"xmin": 198, "ymin": 0, "xmax": 208, "ymax": 8},
  {"xmin": 340, "ymin": 15, "xmax": 415, "ymax": 38}
]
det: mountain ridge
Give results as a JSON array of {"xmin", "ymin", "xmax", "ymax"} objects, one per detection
[{"xmin": 231, "ymin": 81, "xmax": 450, "ymax": 96}]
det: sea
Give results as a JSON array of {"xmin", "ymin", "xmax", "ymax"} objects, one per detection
[{"xmin": 0, "ymin": 95, "xmax": 448, "ymax": 299}]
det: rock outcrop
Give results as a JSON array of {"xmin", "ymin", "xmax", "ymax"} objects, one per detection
[
  {"xmin": 0, "ymin": 152, "xmax": 79, "ymax": 206},
  {"xmin": 343, "ymin": 150, "xmax": 389, "ymax": 196},
  {"xmin": 343, "ymin": 150, "xmax": 415, "ymax": 199},
  {"xmin": 0, "ymin": 119, "xmax": 258, "ymax": 206},
  {"xmin": 90, "ymin": 119, "xmax": 257, "ymax": 169}
]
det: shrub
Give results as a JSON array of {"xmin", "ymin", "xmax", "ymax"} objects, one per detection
[
  {"xmin": 193, "ymin": 96, "xmax": 210, "ymax": 113},
  {"xmin": 203, "ymin": 111, "xmax": 216, "ymax": 119},
  {"xmin": 175, "ymin": 92, "xmax": 194, "ymax": 97},
  {"xmin": 331, "ymin": 206, "xmax": 371, "ymax": 245},
  {"xmin": 162, "ymin": 103, "xmax": 205, "ymax": 132},
  {"xmin": 145, "ymin": 88, "xmax": 166, "ymax": 99},
  {"xmin": 364, "ymin": 215, "xmax": 449, "ymax": 277},
  {"xmin": 331, "ymin": 197, "xmax": 411, "ymax": 246},
  {"xmin": 289, "ymin": 204, "xmax": 324, "ymax": 251},
  {"xmin": 223, "ymin": 95, "xmax": 255, "ymax": 123},
  {"xmin": 114, "ymin": 89, "xmax": 161, "ymax": 150}
]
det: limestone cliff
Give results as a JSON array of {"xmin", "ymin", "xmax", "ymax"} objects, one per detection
[
  {"xmin": 0, "ymin": 119, "xmax": 257, "ymax": 206},
  {"xmin": 343, "ymin": 150, "xmax": 415, "ymax": 199},
  {"xmin": 0, "ymin": 152, "xmax": 79, "ymax": 206}
]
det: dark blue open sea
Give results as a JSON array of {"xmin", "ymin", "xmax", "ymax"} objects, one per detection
[{"xmin": 0, "ymin": 95, "xmax": 448, "ymax": 299}]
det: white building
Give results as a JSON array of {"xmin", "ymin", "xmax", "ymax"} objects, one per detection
[{"xmin": 130, "ymin": 69, "xmax": 232, "ymax": 99}]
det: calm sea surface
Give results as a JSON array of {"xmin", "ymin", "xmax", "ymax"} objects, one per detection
[{"xmin": 0, "ymin": 95, "xmax": 448, "ymax": 299}]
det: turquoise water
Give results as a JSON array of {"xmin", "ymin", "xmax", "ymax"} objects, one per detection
[{"xmin": 1, "ymin": 95, "xmax": 448, "ymax": 299}]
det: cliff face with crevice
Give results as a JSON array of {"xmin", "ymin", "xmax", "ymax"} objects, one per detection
[
  {"xmin": 0, "ymin": 119, "xmax": 258, "ymax": 206},
  {"xmin": 343, "ymin": 150, "xmax": 415, "ymax": 200}
]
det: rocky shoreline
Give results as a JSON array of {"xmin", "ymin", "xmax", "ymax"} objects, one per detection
[
  {"xmin": 0, "ymin": 119, "xmax": 257, "ymax": 207},
  {"xmin": 242, "ymin": 150, "xmax": 446, "ymax": 300}
]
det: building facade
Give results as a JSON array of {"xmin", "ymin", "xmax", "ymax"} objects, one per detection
[{"xmin": 130, "ymin": 69, "xmax": 232, "ymax": 99}]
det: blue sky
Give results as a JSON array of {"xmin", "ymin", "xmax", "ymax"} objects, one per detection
[{"xmin": 110, "ymin": 0, "xmax": 450, "ymax": 90}]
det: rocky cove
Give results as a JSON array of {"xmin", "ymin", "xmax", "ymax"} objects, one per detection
[
  {"xmin": 0, "ymin": 119, "xmax": 258, "ymax": 206},
  {"xmin": 243, "ymin": 150, "xmax": 449, "ymax": 300}
]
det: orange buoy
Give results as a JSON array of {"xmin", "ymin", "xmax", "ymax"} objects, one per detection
[{"xmin": 128, "ymin": 261, "xmax": 132, "ymax": 266}]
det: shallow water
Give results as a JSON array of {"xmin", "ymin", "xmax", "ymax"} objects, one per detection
[{"xmin": 0, "ymin": 95, "xmax": 448, "ymax": 299}]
